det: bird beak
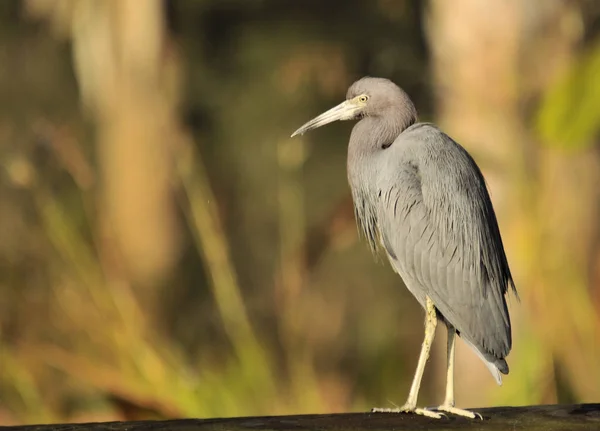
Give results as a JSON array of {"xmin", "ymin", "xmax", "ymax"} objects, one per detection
[{"xmin": 291, "ymin": 100, "xmax": 361, "ymax": 137}]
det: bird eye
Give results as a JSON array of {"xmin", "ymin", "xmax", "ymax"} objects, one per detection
[{"xmin": 358, "ymin": 95, "xmax": 368, "ymax": 103}]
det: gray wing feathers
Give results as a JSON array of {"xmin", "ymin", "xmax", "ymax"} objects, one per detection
[{"xmin": 377, "ymin": 125, "xmax": 515, "ymax": 374}]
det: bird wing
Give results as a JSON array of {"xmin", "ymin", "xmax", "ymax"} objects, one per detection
[{"xmin": 376, "ymin": 124, "xmax": 516, "ymax": 370}]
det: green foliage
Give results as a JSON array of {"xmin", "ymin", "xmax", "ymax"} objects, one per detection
[{"xmin": 536, "ymin": 38, "xmax": 600, "ymax": 149}]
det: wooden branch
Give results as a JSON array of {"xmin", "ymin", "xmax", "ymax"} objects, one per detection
[{"xmin": 6, "ymin": 404, "xmax": 600, "ymax": 430}]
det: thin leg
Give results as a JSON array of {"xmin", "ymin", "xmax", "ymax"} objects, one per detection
[
  {"xmin": 372, "ymin": 297, "xmax": 443, "ymax": 419},
  {"xmin": 435, "ymin": 326, "xmax": 482, "ymax": 419},
  {"xmin": 444, "ymin": 326, "xmax": 456, "ymax": 407}
]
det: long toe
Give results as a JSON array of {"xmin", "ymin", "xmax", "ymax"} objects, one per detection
[
  {"xmin": 436, "ymin": 405, "xmax": 482, "ymax": 420},
  {"xmin": 371, "ymin": 405, "xmax": 445, "ymax": 419}
]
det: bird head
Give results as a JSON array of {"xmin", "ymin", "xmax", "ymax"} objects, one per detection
[{"xmin": 291, "ymin": 77, "xmax": 417, "ymax": 137}]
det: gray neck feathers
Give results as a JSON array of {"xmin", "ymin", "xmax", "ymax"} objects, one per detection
[
  {"xmin": 346, "ymin": 97, "xmax": 417, "ymax": 254},
  {"xmin": 349, "ymin": 98, "xmax": 417, "ymax": 156}
]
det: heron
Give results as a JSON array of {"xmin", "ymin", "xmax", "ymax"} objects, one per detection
[{"xmin": 291, "ymin": 77, "xmax": 517, "ymax": 419}]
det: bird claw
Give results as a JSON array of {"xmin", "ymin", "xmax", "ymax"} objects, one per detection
[
  {"xmin": 433, "ymin": 405, "xmax": 483, "ymax": 419},
  {"xmin": 371, "ymin": 405, "xmax": 446, "ymax": 419}
]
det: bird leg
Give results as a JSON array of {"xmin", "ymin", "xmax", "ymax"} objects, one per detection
[
  {"xmin": 372, "ymin": 296, "xmax": 443, "ymax": 419},
  {"xmin": 434, "ymin": 326, "xmax": 482, "ymax": 419}
]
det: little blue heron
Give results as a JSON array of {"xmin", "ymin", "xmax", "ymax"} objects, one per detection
[{"xmin": 291, "ymin": 77, "xmax": 517, "ymax": 419}]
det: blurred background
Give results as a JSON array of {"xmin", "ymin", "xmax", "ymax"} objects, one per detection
[{"xmin": 1, "ymin": 0, "xmax": 600, "ymax": 425}]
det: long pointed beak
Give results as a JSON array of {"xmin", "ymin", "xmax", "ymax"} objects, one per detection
[{"xmin": 291, "ymin": 100, "xmax": 360, "ymax": 137}]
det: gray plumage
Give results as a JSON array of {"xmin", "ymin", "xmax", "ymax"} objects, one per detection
[{"xmin": 292, "ymin": 76, "xmax": 516, "ymax": 388}]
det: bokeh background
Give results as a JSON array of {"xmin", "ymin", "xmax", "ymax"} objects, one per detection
[{"xmin": 1, "ymin": 0, "xmax": 600, "ymax": 425}]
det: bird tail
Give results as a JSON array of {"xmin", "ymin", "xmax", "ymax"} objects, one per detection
[{"xmin": 462, "ymin": 338, "xmax": 507, "ymax": 386}]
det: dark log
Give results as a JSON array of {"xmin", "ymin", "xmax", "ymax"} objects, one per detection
[{"xmin": 3, "ymin": 404, "xmax": 600, "ymax": 431}]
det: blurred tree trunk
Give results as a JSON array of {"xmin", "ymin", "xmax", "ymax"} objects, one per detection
[
  {"xmin": 427, "ymin": 0, "xmax": 600, "ymax": 406},
  {"xmin": 26, "ymin": 0, "xmax": 182, "ymax": 294}
]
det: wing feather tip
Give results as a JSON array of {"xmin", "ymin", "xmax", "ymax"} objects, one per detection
[{"xmin": 462, "ymin": 338, "xmax": 508, "ymax": 386}]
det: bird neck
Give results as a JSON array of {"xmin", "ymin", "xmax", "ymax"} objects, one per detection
[
  {"xmin": 349, "ymin": 110, "xmax": 416, "ymax": 156},
  {"xmin": 347, "ymin": 109, "xmax": 416, "ymax": 202}
]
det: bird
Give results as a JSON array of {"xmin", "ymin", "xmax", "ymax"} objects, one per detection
[{"xmin": 291, "ymin": 77, "xmax": 517, "ymax": 419}]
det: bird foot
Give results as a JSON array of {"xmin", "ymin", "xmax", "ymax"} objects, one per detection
[
  {"xmin": 371, "ymin": 405, "xmax": 445, "ymax": 419},
  {"xmin": 434, "ymin": 404, "xmax": 482, "ymax": 419}
]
